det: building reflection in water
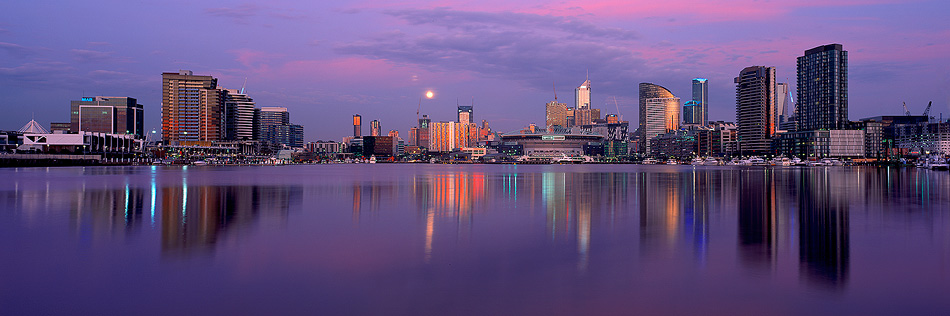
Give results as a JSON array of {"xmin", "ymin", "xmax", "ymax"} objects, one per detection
[
  {"xmin": 638, "ymin": 170, "xmax": 712, "ymax": 265},
  {"xmin": 161, "ymin": 184, "xmax": 302, "ymax": 257},
  {"xmin": 737, "ymin": 169, "xmax": 778, "ymax": 271},
  {"xmin": 69, "ymin": 183, "xmax": 147, "ymax": 240},
  {"xmin": 798, "ymin": 168, "xmax": 850, "ymax": 289},
  {"xmin": 412, "ymin": 171, "xmax": 488, "ymax": 263}
]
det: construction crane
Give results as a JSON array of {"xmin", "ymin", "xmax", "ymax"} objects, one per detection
[
  {"xmin": 922, "ymin": 101, "xmax": 933, "ymax": 117},
  {"xmin": 902, "ymin": 102, "xmax": 911, "ymax": 116}
]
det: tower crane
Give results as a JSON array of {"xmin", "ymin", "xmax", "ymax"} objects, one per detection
[
  {"xmin": 922, "ymin": 101, "xmax": 933, "ymax": 117},
  {"xmin": 902, "ymin": 102, "xmax": 911, "ymax": 116}
]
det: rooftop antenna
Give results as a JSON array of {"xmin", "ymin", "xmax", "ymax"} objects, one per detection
[
  {"xmin": 553, "ymin": 81, "xmax": 557, "ymax": 101},
  {"xmin": 240, "ymin": 77, "xmax": 247, "ymax": 94},
  {"xmin": 612, "ymin": 96, "xmax": 622, "ymax": 121},
  {"xmin": 416, "ymin": 97, "xmax": 421, "ymax": 122}
]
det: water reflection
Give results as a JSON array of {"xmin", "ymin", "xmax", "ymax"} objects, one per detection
[
  {"xmin": 798, "ymin": 169, "xmax": 850, "ymax": 289},
  {"xmin": 3, "ymin": 165, "xmax": 950, "ymax": 313},
  {"xmin": 161, "ymin": 185, "xmax": 302, "ymax": 257}
]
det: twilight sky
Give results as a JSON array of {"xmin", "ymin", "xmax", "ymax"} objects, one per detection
[{"xmin": 2, "ymin": 0, "xmax": 949, "ymax": 141}]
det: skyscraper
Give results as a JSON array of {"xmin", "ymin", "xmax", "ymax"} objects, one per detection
[
  {"xmin": 70, "ymin": 96, "xmax": 144, "ymax": 137},
  {"xmin": 575, "ymin": 77, "xmax": 591, "ymax": 110},
  {"xmin": 545, "ymin": 101, "xmax": 567, "ymax": 128},
  {"xmin": 797, "ymin": 44, "xmax": 848, "ymax": 131},
  {"xmin": 683, "ymin": 100, "xmax": 702, "ymax": 125},
  {"xmin": 639, "ymin": 83, "xmax": 680, "ymax": 154},
  {"xmin": 370, "ymin": 119, "xmax": 381, "ymax": 136},
  {"xmin": 418, "ymin": 114, "xmax": 431, "ymax": 148},
  {"xmin": 735, "ymin": 66, "xmax": 777, "ymax": 156},
  {"xmin": 161, "ymin": 70, "xmax": 225, "ymax": 145},
  {"xmin": 353, "ymin": 114, "xmax": 362, "ymax": 137},
  {"xmin": 458, "ymin": 104, "xmax": 473, "ymax": 125},
  {"xmin": 775, "ymin": 82, "xmax": 789, "ymax": 130},
  {"xmin": 692, "ymin": 78, "xmax": 708, "ymax": 125},
  {"xmin": 224, "ymin": 89, "xmax": 256, "ymax": 141}
]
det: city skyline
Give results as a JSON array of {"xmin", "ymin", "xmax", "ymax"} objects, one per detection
[{"xmin": 1, "ymin": 1, "xmax": 948, "ymax": 142}]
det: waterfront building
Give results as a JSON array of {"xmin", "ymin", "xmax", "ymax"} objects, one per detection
[
  {"xmin": 735, "ymin": 66, "xmax": 777, "ymax": 156},
  {"xmin": 224, "ymin": 89, "xmax": 256, "ymax": 141},
  {"xmin": 499, "ymin": 129, "xmax": 603, "ymax": 160},
  {"xmin": 353, "ymin": 114, "xmax": 362, "ymax": 137},
  {"xmin": 639, "ymin": 83, "xmax": 680, "ymax": 155},
  {"xmin": 388, "ymin": 130, "xmax": 399, "ymax": 139},
  {"xmin": 306, "ymin": 140, "xmax": 341, "ymax": 153},
  {"xmin": 70, "ymin": 96, "xmax": 144, "ymax": 138},
  {"xmin": 775, "ymin": 130, "xmax": 865, "ymax": 158},
  {"xmin": 545, "ymin": 101, "xmax": 567, "ymax": 128},
  {"xmin": 428, "ymin": 121, "xmax": 456, "ymax": 152},
  {"xmin": 692, "ymin": 78, "xmax": 708, "ymax": 126},
  {"xmin": 893, "ymin": 120, "xmax": 950, "ymax": 156},
  {"xmin": 370, "ymin": 120, "xmax": 381, "ymax": 136},
  {"xmin": 259, "ymin": 107, "xmax": 303, "ymax": 148},
  {"xmin": 162, "ymin": 70, "xmax": 225, "ymax": 145},
  {"xmin": 858, "ymin": 115, "xmax": 929, "ymax": 158},
  {"xmin": 362, "ymin": 136, "xmax": 396, "ymax": 158},
  {"xmin": 797, "ymin": 44, "xmax": 849, "ymax": 131}
]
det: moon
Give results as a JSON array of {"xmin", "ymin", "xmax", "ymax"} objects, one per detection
[{"xmin": 425, "ymin": 91, "xmax": 434, "ymax": 99}]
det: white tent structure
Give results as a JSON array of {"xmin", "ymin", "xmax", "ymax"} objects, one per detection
[{"xmin": 18, "ymin": 119, "xmax": 50, "ymax": 134}]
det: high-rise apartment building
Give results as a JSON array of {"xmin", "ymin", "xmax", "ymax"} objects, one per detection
[
  {"xmin": 545, "ymin": 101, "xmax": 567, "ymax": 128},
  {"xmin": 408, "ymin": 127, "xmax": 419, "ymax": 146},
  {"xmin": 70, "ymin": 96, "xmax": 144, "ymax": 137},
  {"xmin": 370, "ymin": 119, "xmax": 381, "ymax": 136},
  {"xmin": 162, "ymin": 70, "xmax": 225, "ymax": 145},
  {"xmin": 259, "ymin": 107, "xmax": 303, "ymax": 148},
  {"xmin": 458, "ymin": 104, "xmax": 473, "ymax": 125},
  {"xmin": 735, "ymin": 66, "xmax": 777, "ymax": 156},
  {"xmin": 428, "ymin": 121, "xmax": 457, "ymax": 152},
  {"xmin": 692, "ymin": 78, "xmax": 708, "ymax": 125},
  {"xmin": 224, "ymin": 89, "xmax": 256, "ymax": 141},
  {"xmin": 353, "ymin": 114, "xmax": 362, "ymax": 137},
  {"xmin": 639, "ymin": 83, "xmax": 680, "ymax": 154},
  {"xmin": 797, "ymin": 44, "xmax": 848, "ymax": 131}
]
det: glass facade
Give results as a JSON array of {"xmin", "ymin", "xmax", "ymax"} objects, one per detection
[{"xmin": 796, "ymin": 44, "xmax": 848, "ymax": 131}]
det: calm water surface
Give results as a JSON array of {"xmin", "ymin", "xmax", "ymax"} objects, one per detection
[{"xmin": 1, "ymin": 164, "xmax": 949, "ymax": 315}]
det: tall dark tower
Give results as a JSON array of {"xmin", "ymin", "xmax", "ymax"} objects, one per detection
[
  {"xmin": 353, "ymin": 114, "xmax": 362, "ymax": 137},
  {"xmin": 796, "ymin": 44, "xmax": 848, "ymax": 131}
]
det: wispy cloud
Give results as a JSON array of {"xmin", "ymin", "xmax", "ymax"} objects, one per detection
[
  {"xmin": 204, "ymin": 3, "xmax": 308, "ymax": 24},
  {"xmin": 70, "ymin": 49, "xmax": 116, "ymax": 63},
  {"xmin": 336, "ymin": 8, "xmax": 647, "ymax": 95},
  {"xmin": 0, "ymin": 42, "xmax": 37, "ymax": 58}
]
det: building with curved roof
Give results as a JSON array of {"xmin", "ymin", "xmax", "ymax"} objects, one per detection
[
  {"xmin": 500, "ymin": 128, "xmax": 603, "ymax": 160},
  {"xmin": 639, "ymin": 83, "xmax": 680, "ymax": 155}
]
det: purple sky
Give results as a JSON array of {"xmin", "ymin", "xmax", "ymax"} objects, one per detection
[{"xmin": 2, "ymin": 0, "xmax": 949, "ymax": 141}]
